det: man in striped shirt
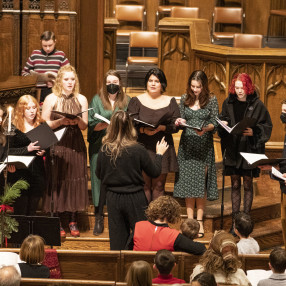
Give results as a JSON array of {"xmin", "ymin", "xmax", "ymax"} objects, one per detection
[{"xmin": 22, "ymin": 31, "xmax": 70, "ymax": 103}]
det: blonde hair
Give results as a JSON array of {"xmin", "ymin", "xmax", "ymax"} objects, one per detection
[
  {"xmin": 145, "ymin": 196, "xmax": 181, "ymax": 224},
  {"xmin": 101, "ymin": 110, "xmax": 137, "ymax": 164},
  {"xmin": 19, "ymin": 235, "xmax": 46, "ymax": 264},
  {"xmin": 13, "ymin": 95, "xmax": 42, "ymax": 132},
  {"xmin": 52, "ymin": 65, "xmax": 79, "ymax": 97},
  {"xmin": 126, "ymin": 260, "xmax": 153, "ymax": 286},
  {"xmin": 99, "ymin": 69, "xmax": 128, "ymax": 110},
  {"xmin": 198, "ymin": 230, "xmax": 241, "ymax": 277}
]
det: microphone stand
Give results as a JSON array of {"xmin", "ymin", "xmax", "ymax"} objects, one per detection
[{"xmin": 220, "ymin": 149, "xmax": 226, "ymax": 230}]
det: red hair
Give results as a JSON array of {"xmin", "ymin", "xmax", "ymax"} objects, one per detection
[{"xmin": 229, "ymin": 73, "xmax": 255, "ymax": 95}]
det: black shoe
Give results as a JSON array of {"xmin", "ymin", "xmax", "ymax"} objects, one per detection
[
  {"xmin": 229, "ymin": 225, "xmax": 237, "ymax": 237},
  {"xmin": 93, "ymin": 215, "xmax": 104, "ymax": 236}
]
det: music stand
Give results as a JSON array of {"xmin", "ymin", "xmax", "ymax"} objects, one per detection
[{"xmin": 8, "ymin": 215, "xmax": 61, "ymax": 246}]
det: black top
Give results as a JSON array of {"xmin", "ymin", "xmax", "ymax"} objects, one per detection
[
  {"xmin": 233, "ymin": 99, "xmax": 248, "ymax": 123},
  {"xmin": 18, "ymin": 263, "xmax": 50, "ymax": 278},
  {"xmin": 96, "ymin": 144, "xmax": 162, "ymax": 193}
]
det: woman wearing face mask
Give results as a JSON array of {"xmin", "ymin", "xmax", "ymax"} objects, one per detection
[
  {"xmin": 42, "ymin": 65, "xmax": 89, "ymax": 238},
  {"xmin": 88, "ymin": 70, "xmax": 130, "ymax": 235},
  {"xmin": 7, "ymin": 95, "xmax": 45, "ymax": 215},
  {"xmin": 218, "ymin": 73, "xmax": 272, "ymax": 236}
]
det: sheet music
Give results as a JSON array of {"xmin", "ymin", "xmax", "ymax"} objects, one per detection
[
  {"xmin": 4, "ymin": 156, "xmax": 35, "ymax": 168},
  {"xmin": 0, "ymin": 163, "xmax": 6, "ymax": 174},
  {"xmin": 240, "ymin": 152, "xmax": 268, "ymax": 165},
  {"xmin": 54, "ymin": 128, "xmax": 66, "ymax": 141},
  {"xmin": 272, "ymin": 167, "xmax": 286, "ymax": 181},
  {"xmin": 94, "ymin": 113, "xmax": 110, "ymax": 124}
]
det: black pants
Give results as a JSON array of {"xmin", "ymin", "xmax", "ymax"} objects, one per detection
[{"xmin": 106, "ymin": 190, "xmax": 148, "ymax": 250}]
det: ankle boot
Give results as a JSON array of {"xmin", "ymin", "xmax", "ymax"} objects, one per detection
[{"xmin": 93, "ymin": 214, "xmax": 104, "ymax": 236}]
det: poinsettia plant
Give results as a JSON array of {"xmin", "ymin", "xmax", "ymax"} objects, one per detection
[{"xmin": 0, "ymin": 180, "xmax": 29, "ymax": 246}]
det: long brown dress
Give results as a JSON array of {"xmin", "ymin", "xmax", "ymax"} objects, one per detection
[{"xmin": 43, "ymin": 94, "xmax": 88, "ymax": 213}]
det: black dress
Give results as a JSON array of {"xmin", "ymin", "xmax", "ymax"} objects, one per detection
[{"xmin": 8, "ymin": 128, "xmax": 46, "ymax": 215}]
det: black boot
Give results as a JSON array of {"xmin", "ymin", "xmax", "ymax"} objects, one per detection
[{"xmin": 93, "ymin": 206, "xmax": 104, "ymax": 236}]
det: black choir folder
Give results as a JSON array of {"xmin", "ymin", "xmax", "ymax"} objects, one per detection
[
  {"xmin": 180, "ymin": 120, "xmax": 206, "ymax": 131},
  {"xmin": 240, "ymin": 152, "xmax": 285, "ymax": 168},
  {"xmin": 2, "ymin": 155, "xmax": 35, "ymax": 169},
  {"xmin": 132, "ymin": 113, "xmax": 172, "ymax": 129},
  {"xmin": 26, "ymin": 122, "xmax": 58, "ymax": 150},
  {"xmin": 52, "ymin": 107, "xmax": 94, "ymax": 119},
  {"xmin": 216, "ymin": 117, "xmax": 257, "ymax": 135}
]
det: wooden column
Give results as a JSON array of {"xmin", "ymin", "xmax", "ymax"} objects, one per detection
[{"xmin": 78, "ymin": 0, "xmax": 104, "ymax": 102}]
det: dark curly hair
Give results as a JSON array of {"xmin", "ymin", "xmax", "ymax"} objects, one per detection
[{"xmin": 145, "ymin": 196, "xmax": 181, "ymax": 224}]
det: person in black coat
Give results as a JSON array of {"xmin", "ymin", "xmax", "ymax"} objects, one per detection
[{"xmin": 218, "ymin": 73, "xmax": 272, "ymax": 235}]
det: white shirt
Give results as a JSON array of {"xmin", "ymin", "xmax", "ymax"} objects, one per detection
[{"xmin": 237, "ymin": 237, "xmax": 260, "ymax": 254}]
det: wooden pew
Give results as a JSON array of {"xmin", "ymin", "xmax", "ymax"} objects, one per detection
[
  {"xmin": 2, "ymin": 248, "xmax": 271, "ymax": 283},
  {"xmin": 20, "ymin": 279, "xmax": 117, "ymax": 286}
]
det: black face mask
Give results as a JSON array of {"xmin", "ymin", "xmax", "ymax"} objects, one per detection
[
  {"xmin": 281, "ymin": 112, "xmax": 286, "ymax": 124},
  {"xmin": 106, "ymin": 84, "xmax": 120, "ymax": 95}
]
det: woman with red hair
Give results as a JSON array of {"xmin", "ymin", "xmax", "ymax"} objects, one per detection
[{"xmin": 218, "ymin": 73, "xmax": 272, "ymax": 236}]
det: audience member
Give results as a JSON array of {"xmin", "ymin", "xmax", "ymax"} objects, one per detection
[
  {"xmin": 0, "ymin": 266, "xmax": 20, "ymax": 286},
  {"xmin": 130, "ymin": 196, "xmax": 206, "ymax": 255},
  {"xmin": 22, "ymin": 31, "xmax": 69, "ymax": 103},
  {"xmin": 191, "ymin": 272, "xmax": 217, "ymax": 286},
  {"xmin": 18, "ymin": 235, "xmax": 50, "ymax": 278},
  {"xmin": 258, "ymin": 247, "xmax": 286, "ymax": 286},
  {"xmin": 126, "ymin": 260, "xmax": 152, "ymax": 286},
  {"xmin": 152, "ymin": 249, "xmax": 186, "ymax": 284},
  {"xmin": 234, "ymin": 212, "xmax": 260, "ymax": 254},
  {"xmin": 180, "ymin": 218, "xmax": 200, "ymax": 240},
  {"xmin": 190, "ymin": 230, "xmax": 251, "ymax": 285}
]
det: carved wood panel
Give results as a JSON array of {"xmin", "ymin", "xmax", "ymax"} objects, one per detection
[{"xmin": 160, "ymin": 31, "xmax": 190, "ymax": 96}]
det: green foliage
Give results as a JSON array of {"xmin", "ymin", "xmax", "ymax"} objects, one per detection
[{"xmin": 0, "ymin": 180, "xmax": 29, "ymax": 245}]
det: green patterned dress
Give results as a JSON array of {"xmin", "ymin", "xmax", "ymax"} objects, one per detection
[{"xmin": 173, "ymin": 94, "xmax": 219, "ymax": 201}]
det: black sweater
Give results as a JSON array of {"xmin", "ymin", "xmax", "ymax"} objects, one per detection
[{"xmin": 96, "ymin": 144, "xmax": 162, "ymax": 193}]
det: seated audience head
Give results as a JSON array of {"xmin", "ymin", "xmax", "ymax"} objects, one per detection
[
  {"xmin": 40, "ymin": 31, "xmax": 56, "ymax": 54},
  {"xmin": 180, "ymin": 218, "xmax": 200, "ymax": 240},
  {"xmin": 102, "ymin": 110, "xmax": 137, "ymax": 164},
  {"xmin": 126, "ymin": 260, "xmax": 153, "ymax": 286},
  {"xmin": 154, "ymin": 249, "xmax": 176, "ymax": 275},
  {"xmin": 0, "ymin": 266, "xmax": 20, "ymax": 286},
  {"xmin": 234, "ymin": 212, "xmax": 254, "ymax": 238},
  {"xmin": 269, "ymin": 247, "xmax": 286, "ymax": 274},
  {"xmin": 145, "ymin": 196, "xmax": 181, "ymax": 224},
  {"xmin": 19, "ymin": 235, "xmax": 46, "ymax": 265},
  {"xmin": 199, "ymin": 230, "xmax": 240, "ymax": 276},
  {"xmin": 191, "ymin": 272, "xmax": 217, "ymax": 286},
  {"xmin": 144, "ymin": 68, "xmax": 167, "ymax": 94}
]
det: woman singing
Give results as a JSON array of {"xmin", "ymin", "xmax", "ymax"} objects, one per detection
[
  {"xmin": 88, "ymin": 70, "xmax": 129, "ymax": 235},
  {"xmin": 174, "ymin": 70, "xmax": 219, "ymax": 238},
  {"xmin": 218, "ymin": 73, "xmax": 272, "ymax": 235},
  {"xmin": 42, "ymin": 65, "xmax": 89, "ymax": 238},
  {"xmin": 127, "ymin": 68, "xmax": 180, "ymax": 203}
]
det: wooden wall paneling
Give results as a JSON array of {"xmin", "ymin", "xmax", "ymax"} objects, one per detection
[
  {"xmin": 104, "ymin": 18, "xmax": 119, "ymax": 74},
  {"xmin": 0, "ymin": 0, "xmax": 20, "ymax": 80},
  {"xmin": 78, "ymin": 0, "xmax": 104, "ymax": 102},
  {"xmin": 21, "ymin": 0, "xmax": 77, "ymax": 71}
]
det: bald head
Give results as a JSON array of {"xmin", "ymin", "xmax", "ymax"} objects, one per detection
[{"xmin": 0, "ymin": 266, "xmax": 20, "ymax": 286}]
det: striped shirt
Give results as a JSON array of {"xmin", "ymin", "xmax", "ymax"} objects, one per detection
[{"xmin": 22, "ymin": 49, "xmax": 69, "ymax": 87}]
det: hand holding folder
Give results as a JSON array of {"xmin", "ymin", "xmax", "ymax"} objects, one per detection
[{"xmin": 216, "ymin": 117, "xmax": 257, "ymax": 135}]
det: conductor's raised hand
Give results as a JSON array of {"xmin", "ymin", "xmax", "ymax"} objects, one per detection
[
  {"xmin": 27, "ymin": 141, "xmax": 41, "ymax": 152},
  {"xmin": 156, "ymin": 137, "xmax": 169, "ymax": 155}
]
